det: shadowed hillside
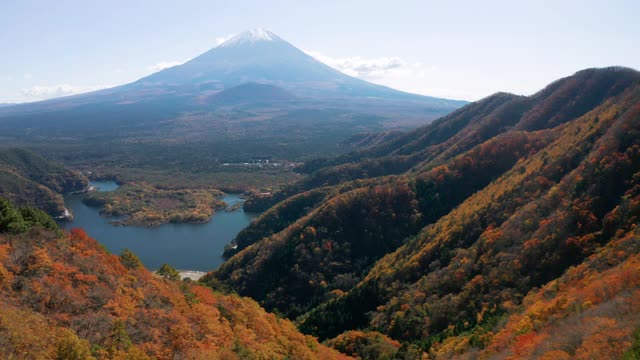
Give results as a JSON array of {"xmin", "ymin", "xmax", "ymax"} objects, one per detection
[{"xmin": 0, "ymin": 148, "xmax": 87, "ymax": 216}]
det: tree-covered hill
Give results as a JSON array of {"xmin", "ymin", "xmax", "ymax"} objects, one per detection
[
  {"xmin": 0, "ymin": 197, "xmax": 350, "ymax": 359},
  {"xmin": 0, "ymin": 148, "xmax": 88, "ymax": 216},
  {"xmin": 206, "ymin": 67, "xmax": 640, "ymax": 358}
]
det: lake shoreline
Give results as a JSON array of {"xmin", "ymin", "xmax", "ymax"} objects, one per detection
[{"xmin": 61, "ymin": 180, "xmax": 257, "ymax": 272}]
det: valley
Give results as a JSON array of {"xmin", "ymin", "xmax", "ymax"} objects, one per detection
[
  {"xmin": 0, "ymin": 6, "xmax": 638, "ymax": 358},
  {"xmin": 1, "ymin": 66, "xmax": 639, "ymax": 359}
]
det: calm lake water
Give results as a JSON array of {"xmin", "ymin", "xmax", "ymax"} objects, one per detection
[
  {"xmin": 90, "ymin": 180, "xmax": 120, "ymax": 192},
  {"xmin": 62, "ymin": 181, "xmax": 257, "ymax": 272}
]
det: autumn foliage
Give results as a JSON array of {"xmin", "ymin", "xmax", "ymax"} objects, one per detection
[
  {"xmin": 0, "ymin": 204, "xmax": 349, "ymax": 359},
  {"xmin": 3, "ymin": 67, "xmax": 640, "ymax": 359},
  {"xmin": 215, "ymin": 68, "xmax": 640, "ymax": 358}
]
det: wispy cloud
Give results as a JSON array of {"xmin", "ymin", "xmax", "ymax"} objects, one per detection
[
  {"xmin": 302, "ymin": 51, "xmax": 467, "ymax": 98},
  {"xmin": 147, "ymin": 60, "xmax": 186, "ymax": 72},
  {"xmin": 22, "ymin": 84, "xmax": 111, "ymax": 100},
  {"xmin": 305, "ymin": 51, "xmax": 432, "ymax": 80}
]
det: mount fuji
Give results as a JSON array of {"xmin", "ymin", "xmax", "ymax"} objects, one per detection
[
  {"xmin": 133, "ymin": 28, "xmax": 446, "ymax": 101},
  {"xmin": 0, "ymin": 29, "xmax": 467, "ymax": 160}
]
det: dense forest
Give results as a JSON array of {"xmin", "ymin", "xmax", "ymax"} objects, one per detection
[
  {"xmin": 0, "ymin": 197, "xmax": 349, "ymax": 359},
  {"xmin": 0, "ymin": 148, "xmax": 88, "ymax": 216},
  {"xmin": 206, "ymin": 67, "xmax": 640, "ymax": 358}
]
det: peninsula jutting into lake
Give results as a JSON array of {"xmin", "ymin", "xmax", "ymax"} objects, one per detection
[{"xmin": 62, "ymin": 181, "xmax": 256, "ymax": 271}]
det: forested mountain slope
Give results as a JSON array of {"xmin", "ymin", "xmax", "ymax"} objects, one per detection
[
  {"xmin": 283, "ymin": 68, "xmax": 628, "ymax": 182},
  {"xmin": 0, "ymin": 198, "xmax": 349, "ymax": 359},
  {"xmin": 206, "ymin": 67, "xmax": 640, "ymax": 358},
  {"xmin": 0, "ymin": 148, "xmax": 88, "ymax": 216}
]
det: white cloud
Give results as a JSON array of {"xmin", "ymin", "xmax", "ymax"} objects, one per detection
[
  {"xmin": 303, "ymin": 51, "xmax": 476, "ymax": 99},
  {"xmin": 22, "ymin": 84, "xmax": 111, "ymax": 100},
  {"xmin": 305, "ymin": 51, "xmax": 431, "ymax": 81},
  {"xmin": 23, "ymin": 73, "xmax": 33, "ymax": 80},
  {"xmin": 147, "ymin": 60, "xmax": 186, "ymax": 72}
]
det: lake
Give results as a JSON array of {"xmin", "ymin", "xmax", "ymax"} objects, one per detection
[
  {"xmin": 62, "ymin": 181, "xmax": 257, "ymax": 272},
  {"xmin": 89, "ymin": 180, "xmax": 120, "ymax": 192}
]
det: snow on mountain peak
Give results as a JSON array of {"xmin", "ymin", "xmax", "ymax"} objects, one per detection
[{"xmin": 218, "ymin": 28, "xmax": 281, "ymax": 47}]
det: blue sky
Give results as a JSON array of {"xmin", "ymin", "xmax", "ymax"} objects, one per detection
[{"xmin": 1, "ymin": 0, "xmax": 638, "ymax": 103}]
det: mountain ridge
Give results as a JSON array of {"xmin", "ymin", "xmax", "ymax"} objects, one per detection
[{"xmin": 206, "ymin": 66, "xmax": 640, "ymax": 358}]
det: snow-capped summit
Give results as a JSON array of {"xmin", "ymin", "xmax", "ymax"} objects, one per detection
[{"xmin": 219, "ymin": 28, "xmax": 282, "ymax": 47}]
